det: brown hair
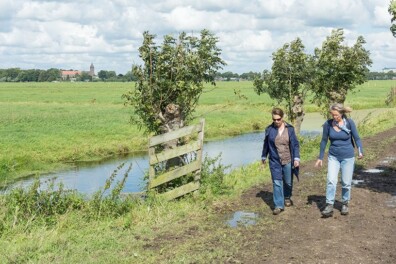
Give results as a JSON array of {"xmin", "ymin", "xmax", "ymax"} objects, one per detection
[
  {"xmin": 329, "ymin": 103, "xmax": 352, "ymax": 116},
  {"xmin": 271, "ymin": 107, "xmax": 284, "ymax": 117}
]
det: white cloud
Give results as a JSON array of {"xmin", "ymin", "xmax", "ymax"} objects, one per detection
[
  {"xmin": 163, "ymin": 6, "xmax": 257, "ymax": 31},
  {"xmin": 373, "ymin": 5, "xmax": 392, "ymax": 27},
  {"xmin": 0, "ymin": 0, "xmax": 395, "ymax": 73}
]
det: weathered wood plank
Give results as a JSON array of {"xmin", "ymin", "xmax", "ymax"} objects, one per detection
[
  {"xmin": 159, "ymin": 181, "xmax": 200, "ymax": 201},
  {"xmin": 196, "ymin": 118, "xmax": 205, "ymax": 167},
  {"xmin": 147, "ymin": 119, "xmax": 205, "ymax": 200},
  {"xmin": 149, "ymin": 140, "xmax": 201, "ymax": 165},
  {"xmin": 149, "ymin": 160, "xmax": 201, "ymax": 188},
  {"xmin": 148, "ymin": 147, "xmax": 156, "ymax": 181},
  {"xmin": 149, "ymin": 123, "xmax": 202, "ymax": 147}
]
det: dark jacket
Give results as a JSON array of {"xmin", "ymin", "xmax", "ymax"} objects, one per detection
[{"xmin": 261, "ymin": 122, "xmax": 300, "ymax": 181}]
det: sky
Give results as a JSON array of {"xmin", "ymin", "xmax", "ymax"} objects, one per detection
[{"xmin": 0, "ymin": 0, "xmax": 395, "ymax": 75}]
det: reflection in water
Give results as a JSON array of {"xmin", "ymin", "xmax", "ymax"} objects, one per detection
[
  {"xmin": 227, "ymin": 211, "xmax": 259, "ymax": 228},
  {"xmin": 363, "ymin": 168, "xmax": 384, "ymax": 173},
  {"xmin": 351, "ymin": 179, "xmax": 365, "ymax": 186},
  {"xmin": 3, "ymin": 130, "xmax": 320, "ymax": 195}
]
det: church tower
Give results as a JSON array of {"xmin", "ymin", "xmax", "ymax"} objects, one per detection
[{"xmin": 89, "ymin": 63, "xmax": 95, "ymax": 77}]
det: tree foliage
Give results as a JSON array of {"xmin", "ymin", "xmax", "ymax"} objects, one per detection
[
  {"xmin": 311, "ymin": 29, "xmax": 372, "ymax": 116},
  {"xmin": 0, "ymin": 68, "xmax": 61, "ymax": 82},
  {"xmin": 390, "ymin": 0, "xmax": 396, "ymax": 37},
  {"xmin": 123, "ymin": 29, "xmax": 225, "ymax": 134},
  {"xmin": 253, "ymin": 38, "xmax": 312, "ymax": 134}
]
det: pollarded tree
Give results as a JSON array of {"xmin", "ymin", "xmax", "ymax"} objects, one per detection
[
  {"xmin": 123, "ymin": 30, "xmax": 225, "ymax": 135},
  {"xmin": 311, "ymin": 29, "xmax": 372, "ymax": 117},
  {"xmin": 253, "ymin": 38, "xmax": 312, "ymax": 135},
  {"xmin": 390, "ymin": 0, "xmax": 396, "ymax": 37}
]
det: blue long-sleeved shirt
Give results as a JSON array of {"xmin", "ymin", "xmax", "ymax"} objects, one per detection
[{"xmin": 319, "ymin": 118, "xmax": 363, "ymax": 160}]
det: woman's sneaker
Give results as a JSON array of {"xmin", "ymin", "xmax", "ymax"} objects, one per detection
[
  {"xmin": 341, "ymin": 203, "xmax": 349, "ymax": 215},
  {"xmin": 285, "ymin": 199, "xmax": 293, "ymax": 207},
  {"xmin": 321, "ymin": 204, "xmax": 334, "ymax": 217},
  {"xmin": 273, "ymin": 208, "xmax": 283, "ymax": 215}
]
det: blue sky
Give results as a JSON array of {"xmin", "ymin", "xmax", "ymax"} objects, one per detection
[{"xmin": 0, "ymin": 0, "xmax": 394, "ymax": 74}]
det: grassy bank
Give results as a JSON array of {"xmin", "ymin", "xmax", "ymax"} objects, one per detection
[
  {"xmin": 0, "ymin": 108, "xmax": 395, "ymax": 263},
  {"xmin": 0, "ymin": 80, "xmax": 395, "ymax": 182}
]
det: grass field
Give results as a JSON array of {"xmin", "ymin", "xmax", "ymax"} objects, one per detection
[
  {"xmin": 0, "ymin": 80, "xmax": 395, "ymax": 263},
  {"xmin": 0, "ymin": 80, "xmax": 395, "ymax": 182}
]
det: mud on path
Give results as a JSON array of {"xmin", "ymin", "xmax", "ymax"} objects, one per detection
[{"xmin": 231, "ymin": 127, "xmax": 396, "ymax": 263}]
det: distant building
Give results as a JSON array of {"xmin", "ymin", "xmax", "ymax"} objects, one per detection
[
  {"xmin": 60, "ymin": 70, "xmax": 81, "ymax": 80},
  {"xmin": 89, "ymin": 63, "xmax": 95, "ymax": 77},
  {"xmin": 382, "ymin": 67, "xmax": 396, "ymax": 73},
  {"xmin": 60, "ymin": 63, "xmax": 96, "ymax": 80}
]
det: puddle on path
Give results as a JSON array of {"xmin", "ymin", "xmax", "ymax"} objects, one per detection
[
  {"xmin": 363, "ymin": 168, "xmax": 384, "ymax": 173},
  {"xmin": 385, "ymin": 192, "xmax": 396, "ymax": 208},
  {"xmin": 352, "ymin": 179, "xmax": 365, "ymax": 186},
  {"xmin": 227, "ymin": 211, "xmax": 259, "ymax": 228},
  {"xmin": 380, "ymin": 156, "xmax": 396, "ymax": 165}
]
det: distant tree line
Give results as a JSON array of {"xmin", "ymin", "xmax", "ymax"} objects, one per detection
[
  {"xmin": 97, "ymin": 70, "xmax": 137, "ymax": 82},
  {"xmin": 367, "ymin": 71, "xmax": 396, "ymax": 80},
  {"xmin": 0, "ymin": 68, "xmax": 141, "ymax": 82},
  {"xmin": 0, "ymin": 68, "xmax": 61, "ymax": 82},
  {"xmin": 215, "ymin": 71, "xmax": 261, "ymax": 81},
  {"xmin": 0, "ymin": 67, "xmax": 394, "ymax": 82}
]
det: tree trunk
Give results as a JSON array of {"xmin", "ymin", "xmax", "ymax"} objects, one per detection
[
  {"xmin": 329, "ymin": 88, "xmax": 347, "ymax": 105},
  {"xmin": 158, "ymin": 103, "xmax": 185, "ymax": 169},
  {"xmin": 292, "ymin": 95, "xmax": 304, "ymax": 135}
]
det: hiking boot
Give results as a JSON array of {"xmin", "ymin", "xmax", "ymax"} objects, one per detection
[
  {"xmin": 285, "ymin": 198, "xmax": 293, "ymax": 207},
  {"xmin": 321, "ymin": 204, "xmax": 334, "ymax": 217},
  {"xmin": 341, "ymin": 202, "xmax": 349, "ymax": 215},
  {"xmin": 273, "ymin": 208, "xmax": 283, "ymax": 215}
]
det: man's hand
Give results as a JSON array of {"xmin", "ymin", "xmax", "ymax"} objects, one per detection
[{"xmin": 315, "ymin": 159, "xmax": 322, "ymax": 167}]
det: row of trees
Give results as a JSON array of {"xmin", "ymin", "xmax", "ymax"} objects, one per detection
[
  {"xmin": 0, "ymin": 67, "xmax": 262, "ymax": 82},
  {"xmin": 367, "ymin": 71, "xmax": 396, "ymax": 80},
  {"xmin": 123, "ymin": 28, "xmax": 373, "ymax": 139},
  {"xmin": 253, "ymin": 28, "xmax": 372, "ymax": 134},
  {"xmin": 0, "ymin": 68, "xmax": 139, "ymax": 82},
  {"xmin": 121, "ymin": 25, "xmax": 390, "ymax": 183},
  {"xmin": 3, "ymin": 66, "xmax": 393, "ymax": 83},
  {"xmin": 0, "ymin": 68, "xmax": 61, "ymax": 82}
]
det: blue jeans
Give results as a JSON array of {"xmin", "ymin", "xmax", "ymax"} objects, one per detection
[
  {"xmin": 272, "ymin": 162, "xmax": 292, "ymax": 209},
  {"xmin": 326, "ymin": 155, "xmax": 355, "ymax": 205}
]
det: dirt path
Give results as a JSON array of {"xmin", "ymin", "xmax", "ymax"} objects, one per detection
[{"xmin": 231, "ymin": 127, "xmax": 396, "ymax": 263}]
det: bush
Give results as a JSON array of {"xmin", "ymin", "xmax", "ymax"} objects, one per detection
[
  {"xmin": 200, "ymin": 154, "xmax": 230, "ymax": 196},
  {"xmin": 0, "ymin": 163, "xmax": 135, "ymax": 233}
]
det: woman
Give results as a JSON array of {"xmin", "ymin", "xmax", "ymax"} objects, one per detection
[
  {"xmin": 315, "ymin": 103, "xmax": 363, "ymax": 217},
  {"xmin": 261, "ymin": 108, "xmax": 300, "ymax": 215}
]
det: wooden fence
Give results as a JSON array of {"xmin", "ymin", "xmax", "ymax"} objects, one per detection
[
  {"xmin": 385, "ymin": 87, "xmax": 396, "ymax": 106},
  {"xmin": 148, "ymin": 119, "xmax": 205, "ymax": 200}
]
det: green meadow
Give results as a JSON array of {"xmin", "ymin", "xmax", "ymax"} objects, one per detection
[
  {"xmin": 0, "ymin": 80, "xmax": 395, "ymax": 263},
  {"xmin": 0, "ymin": 80, "xmax": 395, "ymax": 183}
]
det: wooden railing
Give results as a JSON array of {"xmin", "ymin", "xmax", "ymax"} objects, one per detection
[
  {"xmin": 148, "ymin": 119, "xmax": 205, "ymax": 200},
  {"xmin": 385, "ymin": 87, "xmax": 396, "ymax": 106}
]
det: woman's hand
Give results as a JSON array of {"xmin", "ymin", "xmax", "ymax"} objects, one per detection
[
  {"xmin": 315, "ymin": 159, "xmax": 323, "ymax": 167},
  {"xmin": 358, "ymin": 153, "xmax": 363, "ymax": 159},
  {"xmin": 294, "ymin": 160, "xmax": 300, "ymax": 168},
  {"xmin": 261, "ymin": 160, "xmax": 266, "ymax": 169}
]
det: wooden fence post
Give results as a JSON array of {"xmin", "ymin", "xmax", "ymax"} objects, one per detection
[{"xmin": 148, "ymin": 119, "xmax": 205, "ymax": 200}]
